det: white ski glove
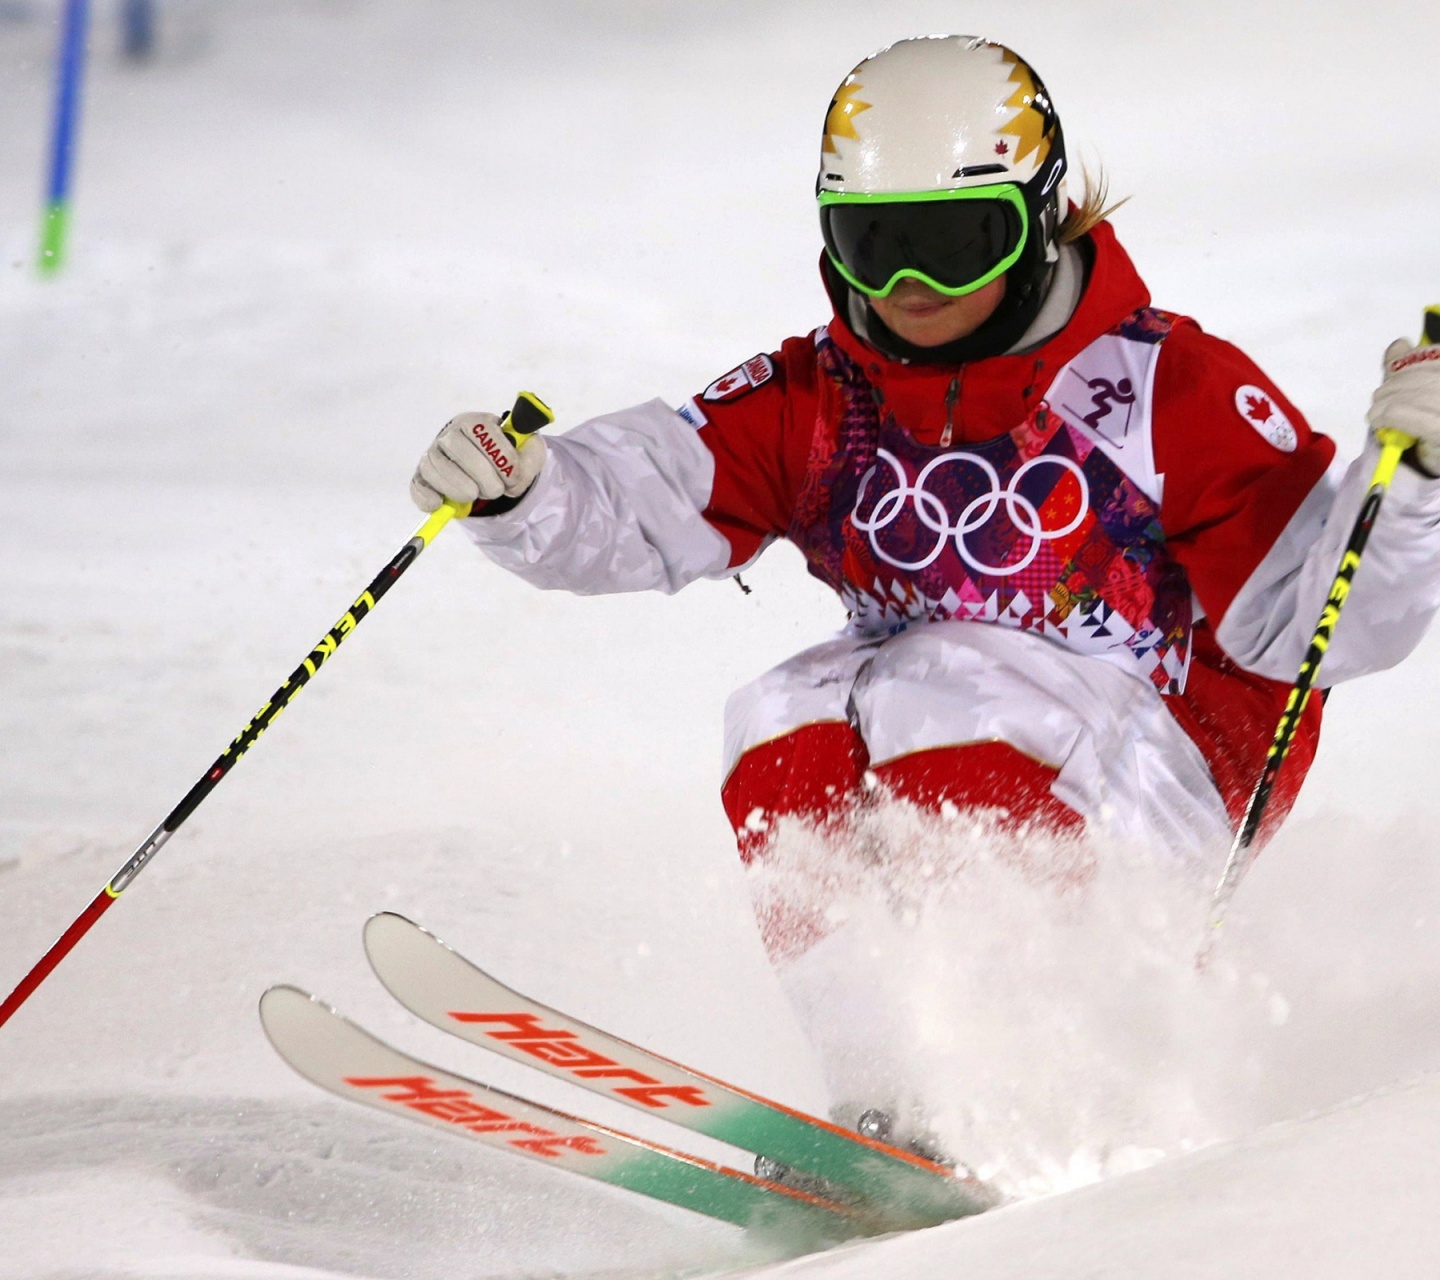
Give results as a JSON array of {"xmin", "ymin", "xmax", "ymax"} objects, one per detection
[
  {"xmin": 1367, "ymin": 337, "xmax": 1440, "ymax": 475},
  {"xmin": 410, "ymin": 411, "xmax": 547, "ymax": 514}
]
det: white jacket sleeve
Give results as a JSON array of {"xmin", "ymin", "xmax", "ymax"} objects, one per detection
[
  {"xmin": 1216, "ymin": 439, "xmax": 1440, "ymax": 685},
  {"xmin": 458, "ymin": 398, "xmax": 735, "ymax": 595}
]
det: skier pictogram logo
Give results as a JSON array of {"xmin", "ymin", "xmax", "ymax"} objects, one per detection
[
  {"xmin": 1057, "ymin": 362, "xmax": 1137, "ymax": 442},
  {"xmin": 1081, "ymin": 376, "xmax": 1136, "ymax": 431},
  {"xmin": 1235, "ymin": 384, "xmax": 1297, "ymax": 452}
]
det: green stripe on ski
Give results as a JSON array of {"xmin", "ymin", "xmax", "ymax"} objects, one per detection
[
  {"xmin": 362, "ymin": 912, "xmax": 997, "ymax": 1226},
  {"xmin": 259, "ymin": 985, "xmax": 861, "ymax": 1242}
]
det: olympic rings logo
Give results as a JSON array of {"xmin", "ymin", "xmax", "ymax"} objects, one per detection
[{"xmin": 851, "ymin": 448, "xmax": 1089, "ymax": 576}]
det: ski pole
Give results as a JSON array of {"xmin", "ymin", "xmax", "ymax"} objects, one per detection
[
  {"xmin": 1201, "ymin": 311, "xmax": 1438, "ymax": 956},
  {"xmin": 0, "ymin": 391, "xmax": 554, "ymax": 1030},
  {"xmin": 37, "ymin": 0, "xmax": 91, "ymax": 274}
]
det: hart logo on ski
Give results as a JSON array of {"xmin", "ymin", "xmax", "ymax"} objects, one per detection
[
  {"xmin": 258, "ymin": 984, "xmax": 865, "ymax": 1237},
  {"xmin": 344, "ymin": 1073, "xmax": 607, "ymax": 1158},
  {"xmin": 447, "ymin": 1009, "xmax": 713, "ymax": 1108},
  {"xmin": 358, "ymin": 912, "xmax": 999, "ymax": 1229}
]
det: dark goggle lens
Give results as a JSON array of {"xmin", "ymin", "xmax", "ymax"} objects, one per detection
[{"xmin": 821, "ymin": 197, "xmax": 1025, "ymax": 295}]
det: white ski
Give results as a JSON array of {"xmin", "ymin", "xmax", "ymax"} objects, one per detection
[
  {"xmin": 361, "ymin": 911, "xmax": 997, "ymax": 1226},
  {"xmin": 259, "ymin": 985, "xmax": 864, "ymax": 1240}
]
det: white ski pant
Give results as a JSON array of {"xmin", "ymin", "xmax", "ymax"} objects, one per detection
[{"xmin": 723, "ymin": 620, "xmax": 1234, "ymax": 861}]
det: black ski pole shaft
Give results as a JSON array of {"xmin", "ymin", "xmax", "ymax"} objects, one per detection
[
  {"xmin": 1200, "ymin": 313, "xmax": 1439, "ymax": 958},
  {"xmin": 0, "ymin": 391, "xmax": 554, "ymax": 1030}
]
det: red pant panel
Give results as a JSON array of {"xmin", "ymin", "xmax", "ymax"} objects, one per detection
[
  {"xmin": 721, "ymin": 722, "xmax": 869, "ymax": 863},
  {"xmin": 721, "ymin": 724, "xmax": 1082, "ymax": 860},
  {"xmin": 872, "ymin": 743, "xmax": 1084, "ymax": 835},
  {"xmin": 1165, "ymin": 622, "xmax": 1322, "ymax": 843}
]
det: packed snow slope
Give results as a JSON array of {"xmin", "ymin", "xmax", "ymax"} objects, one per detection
[{"xmin": 2, "ymin": 1, "xmax": 1439, "ymax": 1277}]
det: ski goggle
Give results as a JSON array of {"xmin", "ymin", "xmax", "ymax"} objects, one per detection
[{"xmin": 819, "ymin": 184, "xmax": 1029, "ymax": 300}]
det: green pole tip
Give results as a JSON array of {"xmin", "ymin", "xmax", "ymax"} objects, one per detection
[{"xmin": 37, "ymin": 202, "xmax": 69, "ymax": 276}]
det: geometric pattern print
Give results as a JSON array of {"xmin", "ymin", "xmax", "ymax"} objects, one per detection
[{"xmin": 794, "ymin": 322, "xmax": 1192, "ymax": 695}]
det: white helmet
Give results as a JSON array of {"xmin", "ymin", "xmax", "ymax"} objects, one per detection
[
  {"xmin": 817, "ymin": 37, "xmax": 1069, "ymax": 357},
  {"xmin": 818, "ymin": 35, "xmax": 1066, "ymax": 199}
]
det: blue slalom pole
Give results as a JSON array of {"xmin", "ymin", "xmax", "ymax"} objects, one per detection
[{"xmin": 38, "ymin": 0, "xmax": 92, "ymax": 275}]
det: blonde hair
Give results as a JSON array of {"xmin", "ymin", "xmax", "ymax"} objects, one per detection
[{"xmin": 1059, "ymin": 164, "xmax": 1129, "ymax": 244}]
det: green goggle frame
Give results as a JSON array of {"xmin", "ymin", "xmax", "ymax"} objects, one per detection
[{"xmin": 818, "ymin": 183, "xmax": 1030, "ymax": 300}]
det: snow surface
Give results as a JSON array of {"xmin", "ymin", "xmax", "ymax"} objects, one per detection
[{"xmin": 2, "ymin": 1, "xmax": 1440, "ymax": 1276}]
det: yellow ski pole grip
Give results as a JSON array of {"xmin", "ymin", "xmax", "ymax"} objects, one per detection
[{"xmin": 502, "ymin": 390, "xmax": 555, "ymax": 448}]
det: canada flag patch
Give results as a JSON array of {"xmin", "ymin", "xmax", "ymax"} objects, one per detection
[
  {"xmin": 703, "ymin": 354, "xmax": 774, "ymax": 403},
  {"xmin": 1235, "ymin": 384, "xmax": 1297, "ymax": 452}
]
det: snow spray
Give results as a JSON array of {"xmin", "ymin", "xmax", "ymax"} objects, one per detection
[{"xmin": 745, "ymin": 795, "xmax": 1440, "ymax": 1204}]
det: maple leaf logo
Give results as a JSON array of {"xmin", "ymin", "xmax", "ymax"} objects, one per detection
[
  {"xmin": 1235, "ymin": 383, "xmax": 1297, "ymax": 452},
  {"xmin": 995, "ymin": 140, "xmax": 1009, "ymax": 156},
  {"xmin": 1243, "ymin": 392, "xmax": 1274, "ymax": 423}
]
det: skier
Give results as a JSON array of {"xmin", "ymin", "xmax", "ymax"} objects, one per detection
[{"xmin": 411, "ymin": 36, "xmax": 1440, "ymax": 905}]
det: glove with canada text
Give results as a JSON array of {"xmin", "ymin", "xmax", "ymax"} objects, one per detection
[
  {"xmin": 410, "ymin": 412, "xmax": 547, "ymax": 514},
  {"xmin": 1367, "ymin": 338, "xmax": 1440, "ymax": 476}
]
